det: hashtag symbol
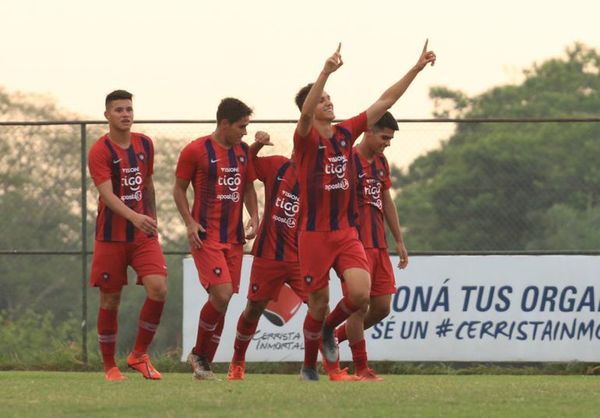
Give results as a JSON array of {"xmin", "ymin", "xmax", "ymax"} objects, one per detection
[{"xmin": 435, "ymin": 318, "xmax": 454, "ymax": 337}]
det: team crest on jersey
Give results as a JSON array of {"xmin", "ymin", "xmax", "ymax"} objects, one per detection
[
  {"xmin": 238, "ymin": 155, "xmax": 246, "ymax": 164},
  {"xmin": 251, "ymin": 283, "xmax": 259, "ymax": 293},
  {"xmin": 378, "ymin": 169, "xmax": 385, "ymax": 178},
  {"xmin": 304, "ymin": 275, "xmax": 313, "ymax": 285},
  {"xmin": 138, "ymin": 153, "xmax": 145, "ymax": 161},
  {"xmin": 213, "ymin": 267, "xmax": 222, "ymax": 277},
  {"xmin": 101, "ymin": 272, "xmax": 110, "ymax": 281},
  {"xmin": 340, "ymin": 140, "xmax": 347, "ymax": 147}
]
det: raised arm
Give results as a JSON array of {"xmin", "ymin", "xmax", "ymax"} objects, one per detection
[
  {"xmin": 366, "ymin": 39, "xmax": 436, "ymax": 127},
  {"xmin": 249, "ymin": 131, "xmax": 273, "ymax": 158},
  {"xmin": 296, "ymin": 43, "xmax": 344, "ymax": 137},
  {"xmin": 97, "ymin": 180, "xmax": 157, "ymax": 234},
  {"xmin": 382, "ymin": 189, "xmax": 408, "ymax": 269}
]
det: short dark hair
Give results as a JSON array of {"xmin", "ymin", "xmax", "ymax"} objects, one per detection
[
  {"xmin": 294, "ymin": 83, "xmax": 313, "ymax": 111},
  {"xmin": 216, "ymin": 98, "xmax": 253, "ymax": 124},
  {"xmin": 105, "ymin": 90, "xmax": 133, "ymax": 109},
  {"xmin": 372, "ymin": 111, "xmax": 399, "ymax": 131}
]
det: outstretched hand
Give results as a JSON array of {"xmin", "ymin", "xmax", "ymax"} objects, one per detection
[
  {"xmin": 323, "ymin": 43, "xmax": 344, "ymax": 74},
  {"xmin": 415, "ymin": 39, "xmax": 436, "ymax": 71}
]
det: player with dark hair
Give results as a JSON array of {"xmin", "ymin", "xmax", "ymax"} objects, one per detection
[
  {"xmin": 332, "ymin": 111, "xmax": 408, "ymax": 380},
  {"xmin": 173, "ymin": 97, "xmax": 259, "ymax": 380},
  {"xmin": 88, "ymin": 89, "xmax": 168, "ymax": 381},
  {"xmin": 294, "ymin": 41, "xmax": 435, "ymax": 380}
]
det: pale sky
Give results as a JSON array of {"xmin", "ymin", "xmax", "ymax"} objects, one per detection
[{"xmin": 1, "ymin": 0, "xmax": 598, "ymax": 167}]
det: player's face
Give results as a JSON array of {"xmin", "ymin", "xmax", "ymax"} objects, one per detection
[
  {"xmin": 224, "ymin": 116, "xmax": 250, "ymax": 145},
  {"xmin": 314, "ymin": 91, "xmax": 335, "ymax": 122},
  {"xmin": 105, "ymin": 99, "xmax": 133, "ymax": 132},
  {"xmin": 366, "ymin": 127, "xmax": 394, "ymax": 154}
]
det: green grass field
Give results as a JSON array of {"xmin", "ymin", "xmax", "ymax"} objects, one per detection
[{"xmin": 2, "ymin": 371, "xmax": 600, "ymax": 417}]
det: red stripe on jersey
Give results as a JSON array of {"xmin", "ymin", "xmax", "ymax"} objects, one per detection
[
  {"xmin": 175, "ymin": 136, "xmax": 256, "ymax": 244},
  {"xmin": 251, "ymin": 155, "xmax": 299, "ymax": 262},
  {"xmin": 293, "ymin": 112, "xmax": 367, "ymax": 232},
  {"xmin": 353, "ymin": 149, "xmax": 392, "ymax": 249},
  {"xmin": 88, "ymin": 133, "xmax": 155, "ymax": 242}
]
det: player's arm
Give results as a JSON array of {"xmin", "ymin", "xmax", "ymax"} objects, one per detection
[
  {"xmin": 244, "ymin": 181, "xmax": 259, "ymax": 239},
  {"xmin": 366, "ymin": 40, "xmax": 436, "ymax": 127},
  {"xmin": 143, "ymin": 176, "xmax": 157, "ymax": 220},
  {"xmin": 249, "ymin": 131, "xmax": 273, "ymax": 158},
  {"xmin": 96, "ymin": 180, "xmax": 157, "ymax": 234},
  {"xmin": 382, "ymin": 189, "xmax": 408, "ymax": 269},
  {"xmin": 173, "ymin": 177, "xmax": 204, "ymax": 249},
  {"xmin": 296, "ymin": 43, "xmax": 344, "ymax": 137}
]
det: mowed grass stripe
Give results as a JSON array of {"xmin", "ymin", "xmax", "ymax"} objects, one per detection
[{"xmin": 2, "ymin": 372, "xmax": 600, "ymax": 417}]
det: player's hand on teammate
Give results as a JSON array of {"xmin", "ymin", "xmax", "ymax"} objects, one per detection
[
  {"xmin": 414, "ymin": 39, "xmax": 436, "ymax": 71},
  {"xmin": 323, "ymin": 43, "xmax": 343, "ymax": 75},
  {"xmin": 245, "ymin": 216, "xmax": 259, "ymax": 240},
  {"xmin": 254, "ymin": 131, "xmax": 273, "ymax": 146},
  {"xmin": 397, "ymin": 241, "xmax": 409, "ymax": 269},
  {"xmin": 132, "ymin": 213, "xmax": 158, "ymax": 234},
  {"xmin": 186, "ymin": 221, "xmax": 205, "ymax": 249}
]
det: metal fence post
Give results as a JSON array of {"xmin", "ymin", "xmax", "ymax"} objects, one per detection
[{"xmin": 80, "ymin": 123, "xmax": 88, "ymax": 366}]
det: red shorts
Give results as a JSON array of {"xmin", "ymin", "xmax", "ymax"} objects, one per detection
[
  {"xmin": 341, "ymin": 247, "xmax": 396, "ymax": 297},
  {"xmin": 90, "ymin": 236, "xmax": 167, "ymax": 292},
  {"xmin": 191, "ymin": 240, "xmax": 243, "ymax": 293},
  {"xmin": 298, "ymin": 227, "xmax": 369, "ymax": 293},
  {"xmin": 247, "ymin": 257, "xmax": 307, "ymax": 303}
]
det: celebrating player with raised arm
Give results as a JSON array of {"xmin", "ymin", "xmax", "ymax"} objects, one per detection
[
  {"xmin": 293, "ymin": 41, "xmax": 435, "ymax": 380},
  {"xmin": 173, "ymin": 98, "xmax": 259, "ymax": 380},
  {"xmin": 88, "ymin": 90, "xmax": 168, "ymax": 381}
]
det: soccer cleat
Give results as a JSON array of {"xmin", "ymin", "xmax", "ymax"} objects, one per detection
[
  {"xmin": 328, "ymin": 366, "xmax": 359, "ymax": 381},
  {"xmin": 188, "ymin": 351, "xmax": 216, "ymax": 380},
  {"xmin": 227, "ymin": 361, "xmax": 245, "ymax": 381},
  {"xmin": 299, "ymin": 366, "xmax": 320, "ymax": 381},
  {"xmin": 355, "ymin": 368, "xmax": 384, "ymax": 382},
  {"xmin": 127, "ymin": 352, "xmax": 162, "ymax": 380},
  {"xmin": 105, "ymin": 366, "xmax": 128, "ymax": 381},
  {"xmin": 321, "ymin": 324, "xmax": 339, "ymax": 364}
]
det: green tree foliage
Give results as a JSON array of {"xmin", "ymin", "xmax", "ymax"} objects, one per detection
[{"xmin": 394, "ymin": 43, "xmax": 600, "ymax": 251}]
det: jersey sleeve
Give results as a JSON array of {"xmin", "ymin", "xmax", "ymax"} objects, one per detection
[
  {"xmin": 88, "ymin": 142, "xmax": 112, "ymax": 186},
  {"xmin": 175, "ymin": 142, "xmax": 197, "ymax": 181},
  {"xmin": 338, "ymin": 112, "xmax": 368, "ymax": 145},
  {"xmin": 145, "ymin": 136, "xmax": 155, "ymax": 176},
  {"xmin": 293, "ymin": 126, "xmax": 319, "ymax": 153}
]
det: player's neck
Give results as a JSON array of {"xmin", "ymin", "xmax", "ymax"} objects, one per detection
[
  {"xmin": 211, "ymin": 130, "xmax": 232, "ymax": 149},
  {"xmin": 108, "ymin": 128, "xmax": 131, "ymax": 148},
  {"xmin": 314, "ymin": 119, "xmax": 333, "ymax": 139},
  {"xmin": 356, "ymin": 140, "xmax": 375, "ymax": 162}
]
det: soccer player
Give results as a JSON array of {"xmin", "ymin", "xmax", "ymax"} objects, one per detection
[
  {"xmin": 294, "ymin": 41, "xmax": 435, "ymax": 380},
  {"xmin": 173, "ymin": 98, "xmax": 259, "ymax": 380},
  {"xmin": 88, "ymin": 90, "xmax": 168, "ymax": 381},
  {"xmin": 335, "ymin": 111, "xmax": 409, "ymax": 381},
  {"xmin": 226, "ymin": 134, "xmax": 305, "ymax": 380}
]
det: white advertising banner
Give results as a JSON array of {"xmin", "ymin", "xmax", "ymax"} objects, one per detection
[{"xmin": 182, "ymin": 255, "xmax": 600, "ymax": 362}]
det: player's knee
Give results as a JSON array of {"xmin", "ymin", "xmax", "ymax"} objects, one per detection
[
  {"xmin": 370, "ymin": 304, "xmax": 390, "ymax": 322},
  {"xmin": 245, "ymin": 302, "xmax": 265, "ymax": 321},
  {"xmin": 348, "ymin": 291, "xmax": 370, "ymax": 309}
]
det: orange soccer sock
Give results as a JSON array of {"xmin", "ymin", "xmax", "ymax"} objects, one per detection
[
  {"xmin": 133, "ymin": 298, "xmax": 165, "ymax": 355},
  {"xmin": 325, "ymin": 296, "xmax": 359, "ymax": 330},
  {"xmin": 233, "ymin": 315, "xmax": 259, "ymax": 362},
  {"xmin": 350, "ymin": 339, "xmax": 368, "ymax": 374},
  {"xmin": 303, "ymin": 313, "xmax": 323, "ymax": 369},
  {"xmin": 97, "ymin": 308, "xmax": 118, "ymax": 371},
  {"xmin": 194, "ymin": 300, "xmax": 224, "ymax": 357}
]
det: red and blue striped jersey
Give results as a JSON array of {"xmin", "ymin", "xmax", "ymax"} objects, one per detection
[
  {"xmin": 353, "ymin": 149, "xmax": 392, "ymax": 249},
  {"xmin": 293, "ymin": 112, "xmax": 367, "ymax": 231},
  {"xmin": 88, "ymin": 132, "xmax": 155, "ymax": 242},
  {"xmin": 251, "ymin": 155, "xmax": 299, "ymax": 262},
  {"xmin": 175, "ymin": 135, "xmax": 256, "ymax": 244}
]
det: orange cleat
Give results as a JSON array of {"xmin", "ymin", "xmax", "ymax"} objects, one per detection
[
  {"xmin": 105, "ymin": 366, "xmax": 128, "ymax": 381},
  {"xmin": 127, "ymin": 352, "xmax": 162, "ymax": 380},
  {"xmin": 328, "ymin": 366, "xmax": 359, "ymax": 381},
  {"xmin": 356, "ymin": 368, "xmax": 384, "ymax": 381},
  {"xmin": 227, "ymin": 361, "xmax": 245, "ymax": 381}
]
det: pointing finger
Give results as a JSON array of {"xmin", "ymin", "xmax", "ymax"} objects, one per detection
[{"xmin": 423, "ymin": 38, "xmax": 429, "ymax": 53}]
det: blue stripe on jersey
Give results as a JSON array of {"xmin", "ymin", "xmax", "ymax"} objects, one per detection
[
  {"xmin": 125, "ymin": 147, "xmax": 138, "ymax": 242},
  {"xmin": 140, "ymin": 135, "xmax": 151, "ymax": 162},
  {"xmin": 307, "ymin": 141, "xmax": 325, "ymax": 231},
  {"xmin": 218, "ymin": 147, "xmax": 238, "ymax": 243},
  {"xmin": 353, "ymin": 153, "xmax": 365, "ymax": 242},
  {"xmin": 274, "ymin": 162, "xmax": 291, "ymax": 260},
  {"xmin": 256, "ymin": 162, "xmax": 289, "ymax": 258},
  {"xmin": 337, "ymin": 127, "xmax": 357, "ymax": 227},
  {"xmin": 328, "ymin": 137, "xmax": 344, "ymax": 230},
  {"xmin": 202, "ymin": 140, "xmax": 218, "ymax": 241},
  {"xmin": 103, "ymin": 140, "xmax": 122, "ymax": 241},
  {"xmin": 236, "ymin": 145, "xmax": 249, "ymax": 243},
  {"xmin": 369, "ymin": 161, "xmax": 380, "ymax": 248}
]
